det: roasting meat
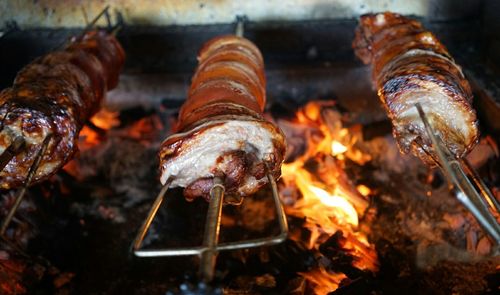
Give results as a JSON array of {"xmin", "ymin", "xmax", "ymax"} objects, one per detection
[
  {"xmin": 159, "ymin": 35, "xmax": 286, "ymax": 202},
  {"xmin": 353, "ymin": 12, "xmax": 479, "ymax": 164},
  {"xmin": 0, "ymin": 30, "xmax": 125, "ymax": 189}
]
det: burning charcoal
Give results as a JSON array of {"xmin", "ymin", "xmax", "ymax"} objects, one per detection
[
  {"xmin": 0, "ymin": 255, "xmax": 27, "ymax": 294},
  {"xmin": 53, "ymin": 272, "xmax": 75, "ymax": 288},
  {"xmin": 318, "ymin": 231, "xmax": 367, "ymax": 279},
  {"xmin": 319, "ymin": 231, "xmax": 346, "ymax": 256},
  {"xmin": 0, "ymin": 250, "xmax": 68, "ymax": 294},
  {"xmin": 284, "ymin": 276, "xmax": 307, "ymax": 295},
  {"xmin": 254, "ymin": 273, "xmax": 276, "ymax": 288},
  {"xmin": 329, "ymin": 276, "xmax": 373, "ymax": 295},
  {"xmin": 277, "ymin": 119, "xmax": 315, "ymax": 162},
  {"xmin": 268, "ymin": 240, "xmax": 316, "ymax": 273}
]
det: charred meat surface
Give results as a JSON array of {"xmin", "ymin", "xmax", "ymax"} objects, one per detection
[
  {"xmin": 0, "ymin": 30, "xmax": 125, "ymax": 189},
  {"xmin": 352, "ymin": 12, "xmax": 479, "ymax": 164},
  {"xmin": 159, "ymin": 35, "xmax": 286, "ymax": 201}
]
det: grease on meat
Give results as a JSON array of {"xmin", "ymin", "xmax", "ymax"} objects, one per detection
[
  {"xmin": 159, "ymin": 35, "xmax": 286, "ymax": 202},
  {"xmin": 353, "ymin": 12, "xmax": 479, "ymax": 164}
]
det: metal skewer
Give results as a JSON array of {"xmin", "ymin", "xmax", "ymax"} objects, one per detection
[
  {"xmin": 76, "ymin": 5, "xmax": 111, "ymax": 40},
  {"xmin": 0, "ymin": 136, "xmax": 25, "ymax": 172},
  {"xmin": 0, "ymin": 134, "xmax": 52, "ymax": 236},
  {"xmin": 235, "ymin": 15, "xmax": 245, "ymax": 38},
  {"xmin": 199, "ymin": 177, "xmax": 225, "ymax": 282},
  {"xmin": 461, "ymin": 158, "xmax": 500, "ymax": 213},
  {"xmin": 132, "ymin": 179, "xmax": 172, "ymax": 251},
  {"xmin": 415, "ymin": 103, "xmax": 500, "ymax": 246}
]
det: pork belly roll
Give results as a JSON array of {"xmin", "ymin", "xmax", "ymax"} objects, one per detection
[
  {"xmin": 353, "ymin": 12, "xmax": 479, "ymax": 164},
  {"xmin": 159, "ymin": 35, "xmax": 286, "ymax": 202},
  {"xmin": 0, "ymin": 30, "xmax": 125, "ymax": 189}
]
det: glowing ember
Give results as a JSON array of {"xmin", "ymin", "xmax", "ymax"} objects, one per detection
[
  {"xmin": 280, "ymin": 101, "xmax": 378, "ymax": 292},
  {"xmin": 77, "ymin": 109, "xmax": 120, "ymax": 151},
  {"xmin": 299, "ymin": 268, "xmax": 347, "ymax": 295},
  {"xmin": 308, "ymin": 186, "xmax": 358, "ymax": 226},
  {"xmin": 90, "ymin": 109, "xmax": 120, "ymax": 130},
  {"xmin": 357, "ymin": 184, "xmax": 372, "ymax": 197},
  {"xmin": 63, "ymin": 109, "xmax": 121, "ymax": 176},
  {"xmin": 331, "ymin": 141, "xmax": 348, "ymax": 156}
]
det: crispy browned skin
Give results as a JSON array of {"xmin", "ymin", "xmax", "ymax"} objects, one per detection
[
  {"xmin": 353, "ymin": 12, "xmax": 479, "ymax": 164},
  {"xmin": 159, "ymin": 35, "xmax": 286, "ymax": 202},
  {"xmin": 0, "ymin": 30, "xmax": 125, "ymax": 189}
]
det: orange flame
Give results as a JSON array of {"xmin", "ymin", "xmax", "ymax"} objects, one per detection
[
  {"xmin": 90, "ymin": 109, "xmax": 120, "ymax": 130},
  {"xmin": 63, "ymin": 109, "xmax": 121, "ymax": 177},
  {"xmin": 79, "ymin": 109, "xmax": 120, "ymax": 150},
  {"xmin": 300, "ymin": 268, "xmax": 347, "ymax": 295},
  {"xmin": 280, "ymin": 101, "xmax": 378, "ymax": 292}
]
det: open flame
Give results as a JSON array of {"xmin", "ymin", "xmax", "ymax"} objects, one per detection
[
  {"xmin": 63, "ymin": 109, "xmax": 164, "ymax": 178},
  {"xmin": 63, "ymin": 109, "xmax": 120, "ymax": 177},
  {"xmin": 79, "ymin": 109, "xmax": 120, "ymax": 150},
  {"xmin": 280, "ymin": 101, "xmax": 378, "ymax": 294}
]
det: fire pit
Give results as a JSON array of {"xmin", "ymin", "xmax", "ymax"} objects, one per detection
[{"xmin": 1, "ymin": 2, "xmax": 500, "ymax": 294}]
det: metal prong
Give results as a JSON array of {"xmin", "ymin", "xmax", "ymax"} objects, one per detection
[
  {"xmin": 0, "ymin": 136, "xmax": 25, "ymax": 172},
  {"xmin": 0, "ymin": 134, "xmax": 52, "ymax": 236},
  {"xmin": 73, "ymin": 5, "xmax": 111, "ymax": 42},
  {"xmin": 199, "ymin": 177, "xmax": 225, "ymax": 282},
  {"xmin": 415, "ymin": 103, "xmax": 500, "ymax": 245},
  {"xmin": 110, "ymin": 24, "xmax": 122, "ymax": 36},
  {"xmin": 461, "ymin": 158, "xmax": 500, "ymax": 213},
  {"xmin": 132, "ymin": 178, "xmax": 172, "ymax": 252},
  {"xmin": 235, "ymin": 16, "xmax": 245, "ymax": 37},
  {"xmin": 83, "ymin": 6, "xmax": 110, "ymax": 33},
  {"xmin": 81, "ymin": 7, "xmax": 90, "ymax": 26},
  {"xmin": 56, "ymin": 5, "xmax": 112, "ymax": 50},
  {"xmin": 133, "ymin": 167, "xmax": 288, "ymax": 257},
  {"xmin": 265, "ymin": 165, "xmax": 289, "ymax": 244}
]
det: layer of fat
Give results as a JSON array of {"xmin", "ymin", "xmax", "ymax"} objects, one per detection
[
  {"xmin": 160, "ymin": 119, "xmax": 276, "ymax": 187},
  {"xmin": 387, "ymin": 48, "xmax": 459, "ymax": 72},
  {"xmin": 377, "ymin": 49, "xmax": 462, "ymax": 84},
  {"xmin": 396, "ymin": 89, "xmax": 473, "ymax": 144}
]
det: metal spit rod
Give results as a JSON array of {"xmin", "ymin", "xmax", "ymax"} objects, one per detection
[
  {"xmin": 199, "ymin": 177, "xmax": 225, "ymax": 281},
  {"xmin": 415, "ymin": 103, "xmax": 500, "ymax": 246}
]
